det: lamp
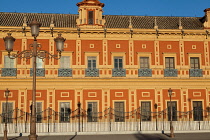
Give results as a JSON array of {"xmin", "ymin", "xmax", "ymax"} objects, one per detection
[
  {"xmin": 3, "ymin": 88, "xmax": 10, "ymax": 140},
  {"xmin": 54, "ymin": 33, "xmax": 66, "ymax": 53},
  {"xmin": 3, "ymin": 19, "xmax": 65, "ymax": 140},
  {"xmin": 29, "ymin": 19, "xmax": 41, "ymax": 37},
  {"xmin": 3, "ymin": 33, "xmax": 16, "ymax": 53},
  {"xmin": 168, "ymin": 88, "xmax": 174, "ymax": 138}
]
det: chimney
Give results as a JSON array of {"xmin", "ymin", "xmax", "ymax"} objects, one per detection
[{"xmin": 204, "ymin": 8, "xmax": 210, "ymax": 29}]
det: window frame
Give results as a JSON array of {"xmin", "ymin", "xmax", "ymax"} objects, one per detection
[
  {"xmin": 141, "ymin": 101, "xmax": 151, "ymax": 121},
  {"xmin": 193, "ymin": 101, "xmax": 203, "ymax": 121},
  {"xmin": 114, "ymin": 56, "xmax": 123, "ymax": 69},
  {"xmin": 2, "ymin": 102, "xmax": 13, "ymax": 123},
  {"xmin": 36, "ymin": 57, "xmax": 44, "ymax": 68},
  {"xmin": 114, "ymin": 102, "xmax": 125, "ymax": 122},
  {"xmin": 140, "ymin": 57, "xmax": 150, "ymax": 69},
  {"xmin": 165, "ymin": 57, "xmax": 175, "ymax": 69},
  {"xmin": 87, "ymin": 56, "xmax": 97, "ymax": 69},
  {"xmin": 36, "ymin": 102, "xmax": 42, "ymax": 123},
  {"xmin": 88, "ymin": 10, "xmax": 94, "ymax": 25},
  {"xmin": 190, "ymin": 57, "xmax": 200, "ymax": 69},
  {"xmin": 60, "ymin": 56, "xmax": 71, "ymax": 69},
  {"xmin": 4, "ymin": 55, "xmax": 15, "ymax": 68},
  {"xmin": 87, "ymin": 102, "xmax": 98, "ymax": 122},
  {"xmin": 167, "ymin": 101, "xmax": 177, "ymax": 121},
  {"xmin": 60, "ymin": 102, "xmax": 71, "ymax": 123}
]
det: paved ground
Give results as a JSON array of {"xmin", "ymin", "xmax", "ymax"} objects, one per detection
[{"xmin": 1, "ymin": 133, "xmax": 210, "ymax": 140}]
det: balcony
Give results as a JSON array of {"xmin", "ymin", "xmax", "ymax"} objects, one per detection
[
  {"xmin": 85, "ymin": 68, "xmax": 99, "ymax": 77},
  {"xmin": 189, "ymin": 69, "xmax": 203, "ymax": 77},
  {"xmin": 164, "ymin": 69, "xmax": 178, "ymax": 77},
  {"xmin": 30, "ymin": 68, "xmax": 45, "ymax": 77},
  {"xmin": 138, "ymin": 69, "xmax": 152, "ymax": 77},
  {"xmin": 58, "ymin": 68, "xmax": 72, "ymax": 77},
  {"xmin": 1, "ymin": 68, "xmax": 17, "ymax": 77},
  {"xmin": 112, "ymin": 68, "xmax": 126, "ymax": 77}
]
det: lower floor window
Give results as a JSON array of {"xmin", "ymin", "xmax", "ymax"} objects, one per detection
[
  {"xmin": 36, "ymin": 102, "xmax": 42, "ymax": 123},
  {"xmin": 167, "ymin": 101, "xmax": 177, "ymax": 121},
  {"xmin": 193, "ymin": 101, "xmax": 203, "ymax": 121},
  {"xmin": 114, "ymin": 102, "xmax": 125, "ymax": 122},
  {"xmin": 2, "ymin": 102, "xmax": 13, "ymax": 123},
  {"xmin": 60, "ymin": 102, "xmax": 71, "ymax": 122},
  {"xmin": 87, "ymin": 102, "xmax": 98, "ymax": 122},
  {"xmin": 141, "ymin": 101, "xmax": 151, "ymax": 121}
]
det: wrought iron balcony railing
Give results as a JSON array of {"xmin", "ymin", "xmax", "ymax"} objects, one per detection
[
  {"xmin": 58, "ymin": 68, "xmax": 72, "ymax": 77},
  {"xmin": 164, "ymin": 69, "xmax": 178, "ymax": 77},
  {"xmin": 1, "ymin": 68, "xmax": 17, "ymax": 77},
  {"xmin": 112, "ymin": 68, "xmax": 126, "ymax": 77},
  {"xmin": 138, "ymin": 69, "xmax": 152, "ymax": 77},
  {"xmin": 85, "ymin": 68, "xmax": 99, "ymax": 77},
  {"xmin": 30, "ymin": 68, "xmax": 45, "ymax": 77},
  {"xmin": 189, "ymin": 69, "xmax": 203, "ymax": 77}
]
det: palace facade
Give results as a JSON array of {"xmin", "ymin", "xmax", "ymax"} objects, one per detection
[{"xmin": 0, "ymin": 0, "xmax": 210, "ymax": 126}]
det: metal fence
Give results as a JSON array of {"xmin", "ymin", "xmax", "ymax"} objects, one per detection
[{"xmin": 0, "ymin": 107, "xmax": 210, "ymax": 134}]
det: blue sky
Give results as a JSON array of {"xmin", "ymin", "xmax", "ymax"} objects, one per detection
[{"xmin": 0, "ymin": 0, "xmax": 209, "ymax": 17}]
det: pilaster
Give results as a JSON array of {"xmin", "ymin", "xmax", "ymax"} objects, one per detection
[{"xmin": 181, "ymin": 88, "xmax": 188, "ymax": 112}]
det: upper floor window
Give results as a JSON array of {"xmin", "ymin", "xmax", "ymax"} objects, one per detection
[
  {"xmin": 190, "ymin": 57, "xmax": 200, "ymax": 69},
  {"xmin": 114, "ymin": 57, "xmax": 123, "ymax": 69},
  {"xmin": 36, "ymin": 57, "xmax": 43, "ymax": 68},
  {"xmin": 4, "ymin": 56, "xmax": 15, "ymax": 68},
  {"xmin": 165, "ymin": 57, "xmax": 175, "ymax": 69},
  {"xmin": 87, "ymin": 56, "xmax": 96, "ymax": 69},
  {"xmin": 88, "ymin": 11, "xmax": 94, "ymax": 25},
  {"xmin": 60, "ymin": 56, "xmax": 70, "ymax": 68},
  {"xmin": 140, "ymin": 57, "xmax": 149, "ymax": 69}
]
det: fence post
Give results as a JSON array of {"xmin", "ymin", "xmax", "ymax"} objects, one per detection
[
  {"xmin": 77, "ymin": 102, "xmax": 81, "ymax": 132},
  {"xmin": 109, "ymin": 107, "xmax": 111, "ymax": 131},
  {"xmin": 82, "ymin": 112, "xmax": 84, "ymax": 132},
  {"xmin": 48, "ymin": 107, "xmax": 50, "ymax": 133},
  {"xmin": 25, "ymin": 113, "xmax": 27, "ymax": 133},
  {"xmin": 139, "ymin": 107, "xmax": 141, "ymax": 131},
  {"xmin": 154, "ymin": 103, "xmax": 158, "ymax": 131},
  {"xmin": 54, "ymin": 111, "xmax": 56, "ymax": 132},
  {"xmin": 162, "ymin": 110, "xmax": 164, "ymax": 134},
  {"xmin": 189, "ymin": 111, "xmax": 191, "ymax": 130},
  {"xmin": 15, "ymin": 107, "xmax": 18, "ymax": 133},
  {"xmin": 136, "ymin": 111, "xmax": 138, "ymax": 131},
  {"xmin": 198, "ymin": 108, "xmax": 201, "ymax": 130}
]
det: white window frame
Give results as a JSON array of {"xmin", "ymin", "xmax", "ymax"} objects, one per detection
[{"xmin": 60, "ymin": 56, "xmax": 71, "ymax": 68}]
